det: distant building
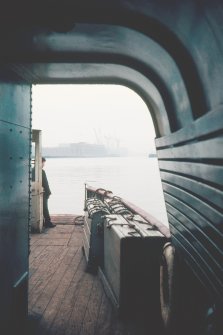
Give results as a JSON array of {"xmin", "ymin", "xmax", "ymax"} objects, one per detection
[{"xmin": 42, "ymin": 142, "xmax": 127, "ymax": 158}]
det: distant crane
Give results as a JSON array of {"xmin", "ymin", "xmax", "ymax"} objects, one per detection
[{"xmin": 93, "ymin": 128, "xmax": 100, "ymax": 144}]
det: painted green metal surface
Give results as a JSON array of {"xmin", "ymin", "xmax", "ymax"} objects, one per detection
[{"xmin": 0, "ymin": 81, "xmax": 31, "ymax": 334}]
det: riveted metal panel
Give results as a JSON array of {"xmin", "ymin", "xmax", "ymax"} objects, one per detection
[
  {"xmin": 0, "ymin": 84, "xmax": 30, "ymax": 127},
  {"xmin": 0, "ymin": 82, "xmax": 31, "ymax": 334}
]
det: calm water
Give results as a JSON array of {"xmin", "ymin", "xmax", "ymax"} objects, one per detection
[{"xmin": 45, "ymin": 156, "xmax": 169, "ymax": 226}]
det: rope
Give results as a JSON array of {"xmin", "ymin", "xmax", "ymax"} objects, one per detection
[
  {"xmin": 93, "ymin": 188, "xmax": 107, "ymax": 198},
  {"xmin": 74, "ymin": 215, "xmax": 84, "ymax": 226}
]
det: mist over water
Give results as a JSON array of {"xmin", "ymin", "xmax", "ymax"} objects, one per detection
[{"xmin": 45, "ymin": 156, "xmax": 169, "ymax": 226}]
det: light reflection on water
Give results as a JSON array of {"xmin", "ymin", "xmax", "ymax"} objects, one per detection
[{"xmin": 45, "ymin": 156, "xmax": 169, "ymax": 226}]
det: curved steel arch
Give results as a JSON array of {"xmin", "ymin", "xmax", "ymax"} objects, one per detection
[{"xmin": 8, "ymin": 23, "xmax": 193, "ymax": 134}]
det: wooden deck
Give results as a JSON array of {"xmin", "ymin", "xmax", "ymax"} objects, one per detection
[{"xmin": 28, "ymin": 215, "xmax": 163, "ymax": 335}]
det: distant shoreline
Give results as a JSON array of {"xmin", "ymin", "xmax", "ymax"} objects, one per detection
[
  {"xmin": 44, "ymin": 155, "xmax": 124, "ymax": 158},
  {"xmin": 34, "ymin": 154, "xmax": 151, "ymax": 159}
]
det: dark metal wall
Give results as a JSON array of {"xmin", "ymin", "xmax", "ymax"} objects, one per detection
[
  {"xmin": 156, "ymin": 107, "xmax": 223, "ymax": 304},
  {"xmin": 0, "ymin": 71, "xmax": 31, "ymax": 333}
]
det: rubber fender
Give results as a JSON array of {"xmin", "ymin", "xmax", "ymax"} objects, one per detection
[{"xmin": 160, "ymin": 242, "xmax": 177, "ymax": 333}]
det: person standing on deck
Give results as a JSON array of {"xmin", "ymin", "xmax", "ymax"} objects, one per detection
[{"xmin": 42, "ymin": 157, "xmax": 56, "ymax": 228}]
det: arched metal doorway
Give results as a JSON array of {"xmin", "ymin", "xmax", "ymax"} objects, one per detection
[{"xmin": 0, "ymin": 1, "xmax": 222, "ymax": 334}]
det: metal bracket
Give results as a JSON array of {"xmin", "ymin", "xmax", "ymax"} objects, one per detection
[
  {"xmin": 106, "ymin": 217, "xmax": 135, "ymax": 230},
  {"xmin": 125, "ymin": 214, "xmax": 155, "ymax": 230}
]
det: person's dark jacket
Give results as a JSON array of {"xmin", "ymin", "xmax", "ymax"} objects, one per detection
[{"xmin": 42, "ymin": 169, "xmax": 51, "ymax": 198}]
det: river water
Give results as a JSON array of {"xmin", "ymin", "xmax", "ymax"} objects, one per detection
[{"xmin": 45, "ymin": 156, "xmax": 169, "ymax": 226}]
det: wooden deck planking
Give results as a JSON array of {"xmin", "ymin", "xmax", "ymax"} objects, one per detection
[
  {"xmin": 79, "ymin": 277, "xmax": 104, "ymax": 335},
  {"xmin": 28, "ymin": 214, "xmax": 161, "ymax": 335},
  {"xmin": 51, "ymin": 214, "xmax": 84, "ymax": 225},
  {"xmin": 29, "ymin": 245, "xmax": 66, "ymax": 285},
  {"xmin": 64, "ymin": 270, "xmax": 96, "ymax": 335},
  {"xmin": 48, "ymin": 258, "xmax": 87, "ymax": 335},
  {"xmin": 38, "ymin": 252, "xmax": 85, "ymax": 335},
  {"xmin": 29, "ymin": 245, "xmax": 47, "ymax": 263},
  {"xmin": 29, "ymin": 246, "xmax": 68, "ymax": 305},
  {"xmin": 30, "ymin": 246, "xmax": 79, "ymax": 312},
  {"xmin": 93, "ymin": 290, "xmax": 113, "ymax": 335}
]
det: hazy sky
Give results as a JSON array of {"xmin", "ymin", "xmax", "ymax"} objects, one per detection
[{"xmin": 32, "ymin": 84, "xmax": 156, "ymax": 155}]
